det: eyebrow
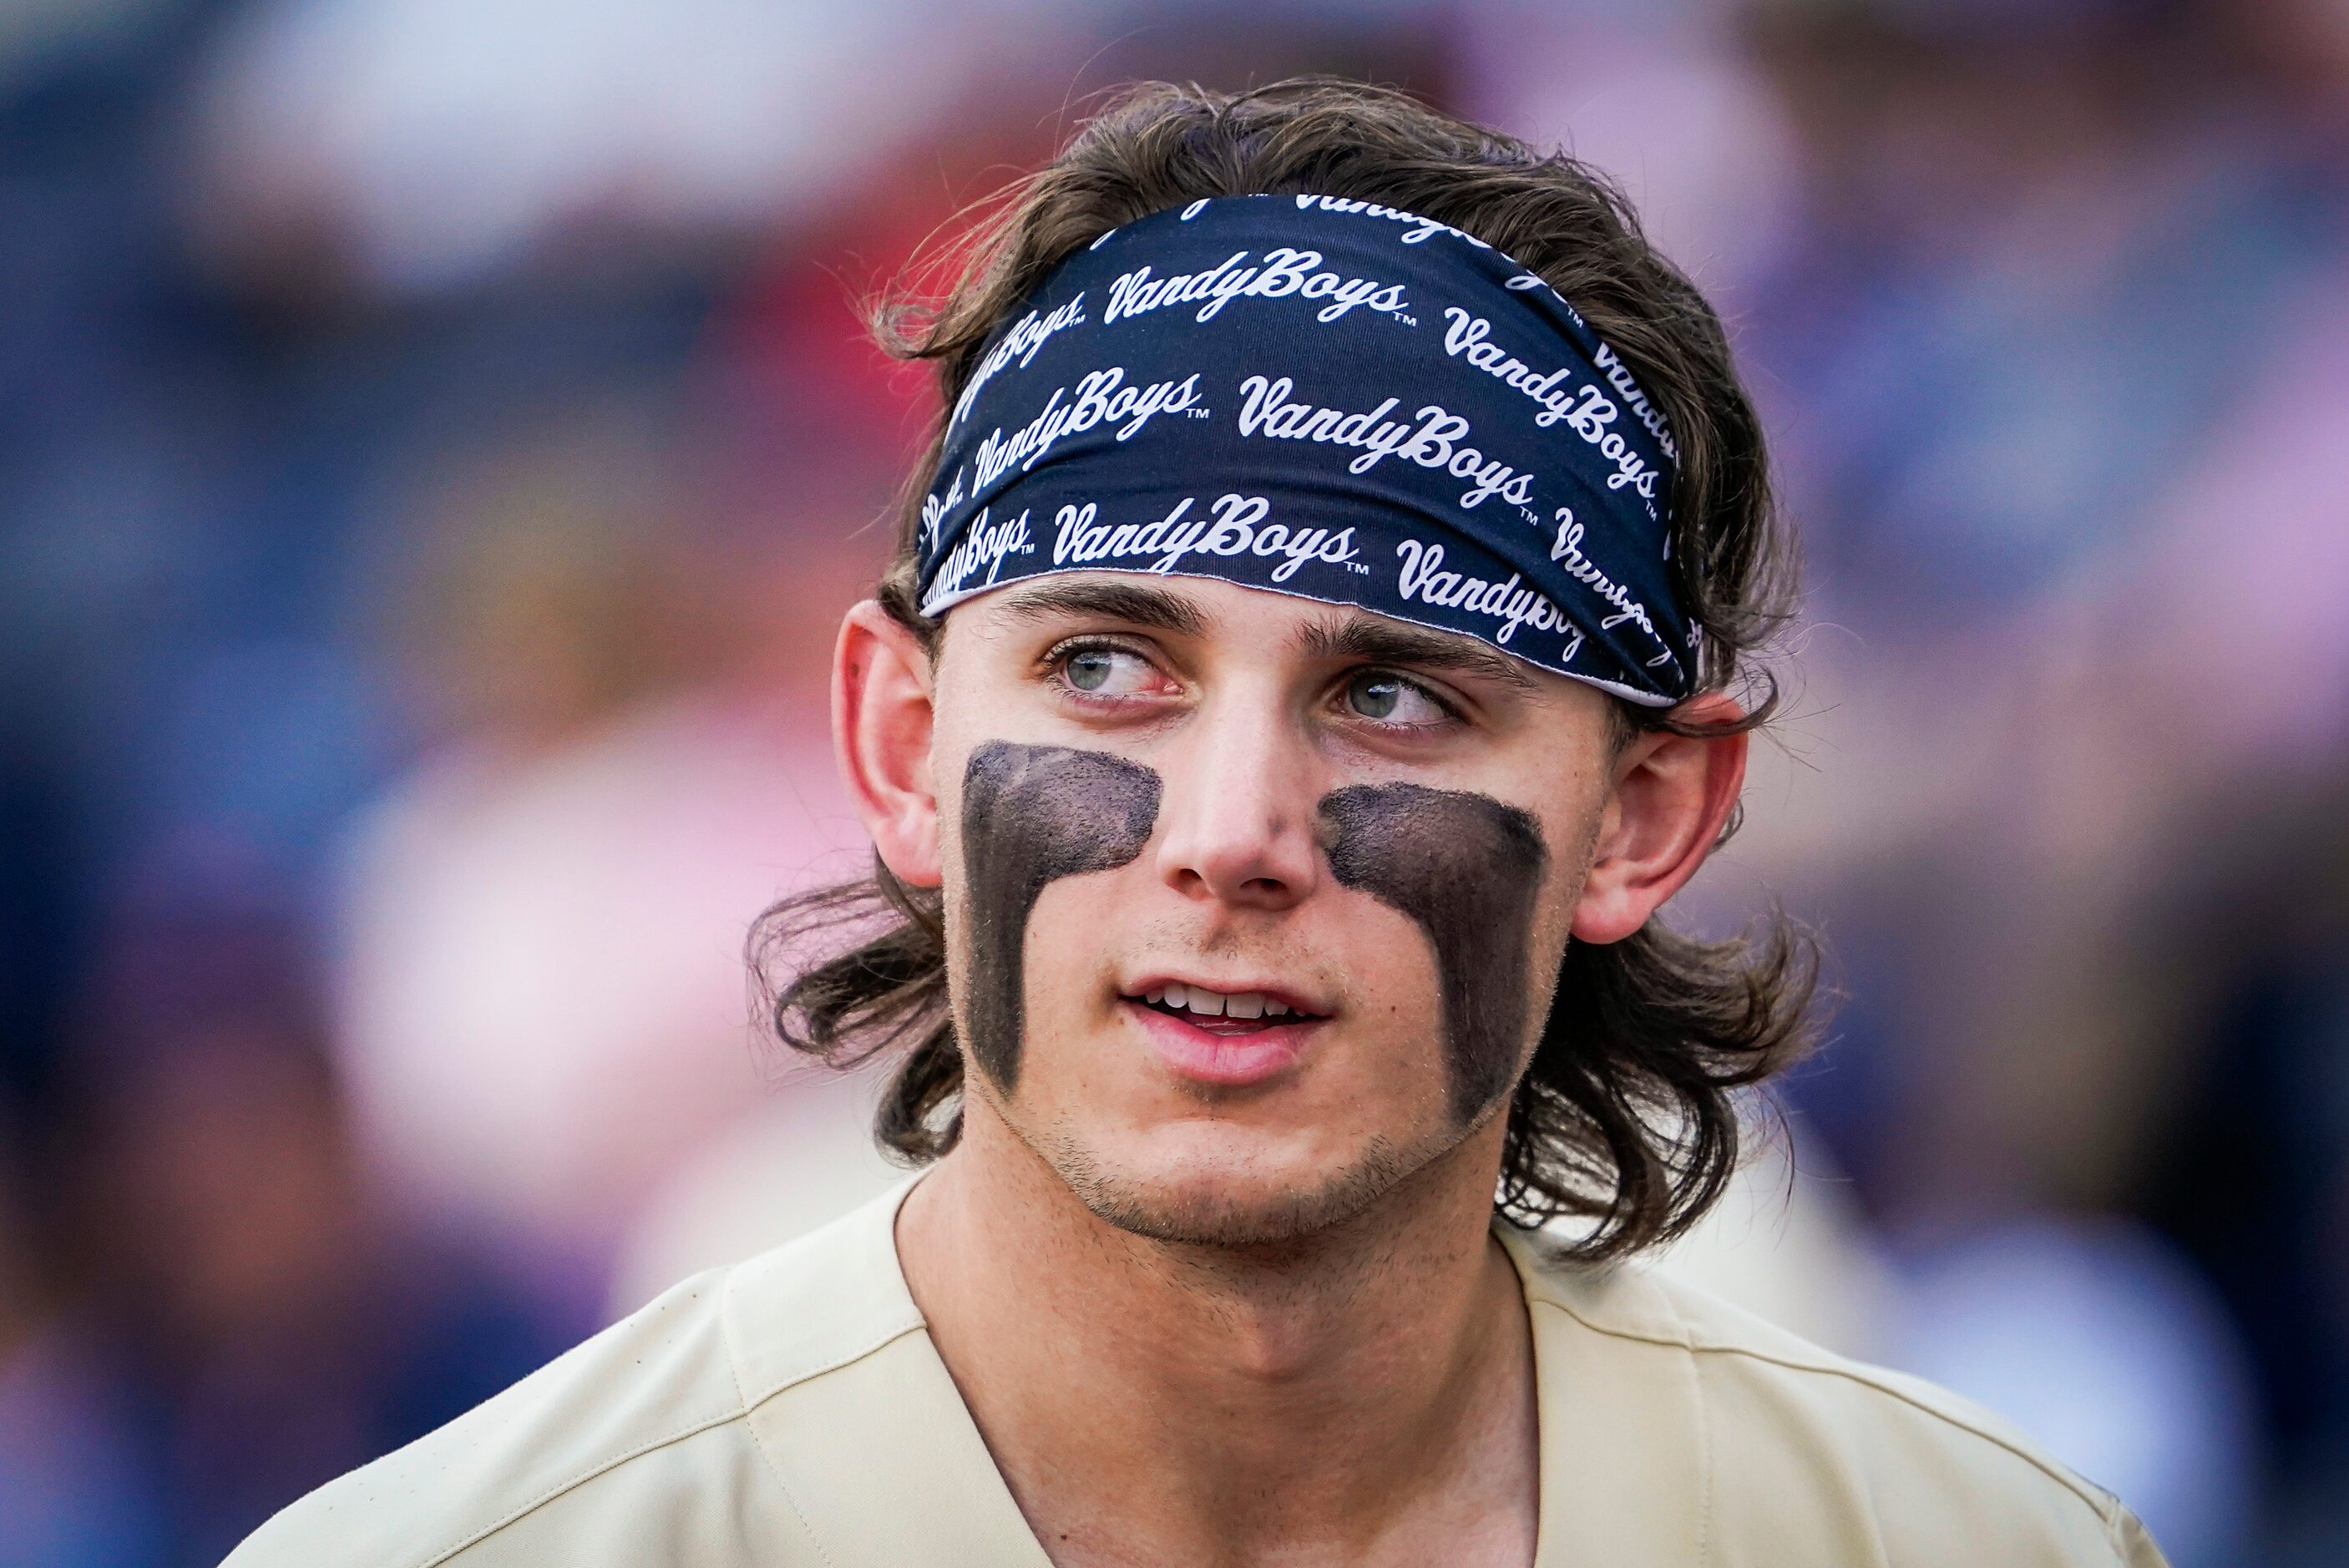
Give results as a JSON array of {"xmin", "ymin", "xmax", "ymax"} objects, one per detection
[
  {"xmin": 991, "ymin": 579, "xmax": 1538, "ymax": 692},
  {"xmin": 1295, "ymin": 612, "xmax": 1540, "ymax": 692},
  {"xmin": 993, "ymin": 578, "xmax": 1212, "ymax": 639}
]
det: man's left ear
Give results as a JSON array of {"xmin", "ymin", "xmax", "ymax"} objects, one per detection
[{"xmin": 1570, "ymin": 693, "xmax": 1749, "ymax": 944}]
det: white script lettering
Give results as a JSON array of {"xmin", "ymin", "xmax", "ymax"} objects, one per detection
[
  {"xmin": 1548, "ymin": 508, "xmax": 1664, "ymax": 650},
  {"xmin": 1052, "ymin": 494, "xmax": 1358, "ymax": 582},
  {"xmin": 1288, "ymin": 194, "xmax": 1489, "ymax": 249},
  {"xmin": 920, "ymin": 506, "xmax": 1035, "ymax": 614},
  {"xmin": 1443, "ymin": 307, "xmax": 1661, "ymax": 498},
  {"xmin": 919, "ymin": 466, "xmax": 965, "ymax": 554},
  {"xmin": 1590, "ymin": 341, "xmax": 1678, "ymax": 463},
  {"xmin": 1104, "ymin": 250, "xmax": 1409, "ymax": 326},
  {"xmin": 1237, "ymin": 374, "xmax": 1536, "ymax": 510},
  {"xmin": 971, "ymin": 367, "xmax": 1203, "ymax": 490},
  {"xmin": 1394, "ymin": 539, "xmax": 1579, "ymax": 655},
  {"xmin": 950, "ymin": 294, "xmax": 1089, "ymax": 430}
]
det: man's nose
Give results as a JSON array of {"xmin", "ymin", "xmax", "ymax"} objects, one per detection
[{"xmin": 1150, "ymin": 690, "xmax": 1324, "ymax": 913}]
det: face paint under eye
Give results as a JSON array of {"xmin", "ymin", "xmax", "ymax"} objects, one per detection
[
  {"xmin": 1316, "ymin": 783, "xmax": 1549, "ymax": 1124},
  {"xmin": 959, "ymin": 741, "xmax": 1163, "ymax": 1090}
]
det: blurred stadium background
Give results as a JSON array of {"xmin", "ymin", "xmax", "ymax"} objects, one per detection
[{"xmin": 4, "ymin": 1, "xmax": 2348, "ymax": 1563}]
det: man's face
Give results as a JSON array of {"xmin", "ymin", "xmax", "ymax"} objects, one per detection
[{"xmin": 914, "ymin": 572, "xmax": 1628, "ymax": 1247}]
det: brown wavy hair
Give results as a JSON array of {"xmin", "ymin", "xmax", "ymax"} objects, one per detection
[{"xmin": 752, "ymin": 78, "xmax": 1816, "ymax": 1261}]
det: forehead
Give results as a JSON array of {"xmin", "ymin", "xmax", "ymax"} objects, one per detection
[{"xmin": 946, "ymin": 570, "xmax": 1557, "ymax": 695}]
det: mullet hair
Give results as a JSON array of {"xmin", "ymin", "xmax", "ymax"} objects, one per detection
[{"xmin": 752, "ymin": 78, "xmax": 1817, "ymax": 1262}]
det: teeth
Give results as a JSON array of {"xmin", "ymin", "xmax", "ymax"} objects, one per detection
[{"xmin": 1139, "ymin": 984, "xmax": 1306, "ymax": 1020}]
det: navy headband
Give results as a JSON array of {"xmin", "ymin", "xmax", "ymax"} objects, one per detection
[{"xmin": 914, "ymin": 194, "xmax": 1697, "ymax": 706}]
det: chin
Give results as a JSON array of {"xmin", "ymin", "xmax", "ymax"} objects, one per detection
[{"xmin": 1025, "ymin": 1115, "xmax": 1440, "ymax": 1248}]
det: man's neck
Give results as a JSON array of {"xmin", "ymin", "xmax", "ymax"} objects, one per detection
[{"xmin": 895, "ymin": 1112, "xmax": 1540, "ymax": 1568}]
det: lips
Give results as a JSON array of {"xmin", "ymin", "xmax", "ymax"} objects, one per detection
[{"xmin": 1118, "ymin": 978, "xmax": 1330, "ymax": 1087}]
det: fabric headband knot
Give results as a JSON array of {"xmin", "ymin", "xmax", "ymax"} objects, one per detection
[{"xmin": 913, "ymin": 194, "xmax": 1698, "ymax": 706}]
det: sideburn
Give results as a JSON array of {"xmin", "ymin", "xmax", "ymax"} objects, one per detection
[
  {"xmin": 1316, "ymin": 782, "xmax": 1551, "ymax": 1124},
  {"xmin": 959, "ymin": 741, "xmax": 1163, "ymax": 1089}
]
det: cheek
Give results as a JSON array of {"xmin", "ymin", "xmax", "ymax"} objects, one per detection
[
  {"xmin": 1527, "ymin": 867, "xmax": 1584, "ymax": 986},
  {"xmin": 1006, "ymin": 872, "xmax": 1141, "ymax": 1057},
  {"xmin": 1317, "ymin": 781, "xmax": 1553, "ymax": 1122},
  {"xmin": 980, "ymin": 874, "xmax": 1186, "ymax": 1135},
  {"xmin": 1310, "ymin": 893, "xmax": 1457, "ymax": 1120},
  {"xmin": 951, "ymin": 741, "xmax": 1163, "ymax": 1089}
]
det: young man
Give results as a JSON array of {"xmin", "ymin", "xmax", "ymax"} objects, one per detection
[{"xmin": 230, "ymin": 81, "xmax": 2165, "ymax": 1567}]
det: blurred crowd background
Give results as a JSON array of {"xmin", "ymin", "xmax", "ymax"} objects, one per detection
[{"xmin": 4, "ymin": 1, "xmax": 2347, "ymax": 1563}]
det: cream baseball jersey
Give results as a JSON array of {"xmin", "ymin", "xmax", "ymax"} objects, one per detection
[{"xmin": 225, "ymin": 1180, "xmax": 2165, "ymax": 1567}]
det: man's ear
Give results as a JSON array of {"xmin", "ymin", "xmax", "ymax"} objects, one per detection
[
  {"xmin": 834, "ymin": 599, "xmax": 943, "ymax": 888},
  {"xmin": 1571, "ymin": 693, "xmax": 1748, "ymax": 944}
]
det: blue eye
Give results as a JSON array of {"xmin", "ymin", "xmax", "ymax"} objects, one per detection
[
  {"xmin": 1052, "ymin": 642, "xmax": 1162, "ymax": 698},
  {"xmin": 1344, "ymin": 670, "xmax": 1449, "ymax": 726},
  {"xmin": 1348, "ymin": 673, "xmax": 1404, "ymax": 718}
]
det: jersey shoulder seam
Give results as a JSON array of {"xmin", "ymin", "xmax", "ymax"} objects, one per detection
[
  {"xmin": 411, "ymin": 1402, "xmax": 750, "ymax": 1568},
  {"xmin": 721, "ymin": 1302, "xmax": 933, "ymax": 1568},
  {"xmin": 408, "ymin": 1297, "xmax": 927, "ymax": 1565},
  {"xmin": 729, "ymin": 1319, "xmax": 844, "ymax": 1568},
  {"xmin": 1524, "ymin": 1294, "xmax": 2120, "ymax": 1531},
  {"xmin": 735, "ymin": 1314, "xmax": 930, "ymax": 1414},
  {"xmin": 1646, "ymin": 1282, "xmax": 1717, "ymax": 1568}
]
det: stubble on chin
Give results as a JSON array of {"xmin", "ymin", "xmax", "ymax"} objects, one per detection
[{"xmin": 1012, "ymin": 1111, "xmax": 1458, "ymax": 1252}]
